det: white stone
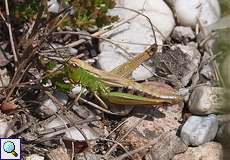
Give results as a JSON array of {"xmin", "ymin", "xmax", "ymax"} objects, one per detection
[
  {"xmin": 173, "ymin": 142, "xmax": 223, "ymax": 160},
  {"xmin": 0, "ymin": 119, "xmax": 14, "ymax": 138},
  {"xmin": 46, "ymin": 118, "xmax": 98, "ymax": 141},
  {"xmin": 98, "ymin": 0, "xmax": 175, "ymax": 80},
  {"xmin": 26, "ymin": 154, "xmax": 45, "ymax": 160},
  {"xmin": 48, "ymin": 0, "xmax": 60, "ymax": 13},
  {"xmin": 0, "ymin": 68, "xmax": 10, "ymax": 88},
  {"xmin": 174, "ymin": 0, "xmax": 220, "ymax": 27},
  {"xmin": 40, "ymin": 92, "xmax": 69, "ymax": 117},
  {"xmin": 180, "ymin": 115, "xmax": 218, "ymax": 146},
  {"xmin": 112, "ymin": 0, "xmax": 175, "ymax": 38},
  {"xmin": 188, "ymin": 86, "xmax": 224, "ymax": 115}
]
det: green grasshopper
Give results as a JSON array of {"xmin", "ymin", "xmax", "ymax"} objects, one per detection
[{"xmin": 64, "ymin": 43, "xmax": 182, "ymax": 107}]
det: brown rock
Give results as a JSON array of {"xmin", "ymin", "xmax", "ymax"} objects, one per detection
[
  {"xmin": 119, "ymin": 91, "xmax": 183, "ymax": 159},
  {"xmin": 173, "ymin": 142, "xmax": 223, "ymax": 160}
]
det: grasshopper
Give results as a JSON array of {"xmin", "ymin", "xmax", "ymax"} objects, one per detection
[{"xmin": 65, "ymin": 43, "xmax": 182, "ymax": 107}]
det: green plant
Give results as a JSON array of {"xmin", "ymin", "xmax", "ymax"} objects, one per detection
[
  {"xmin": 13, "ymin": 0, "xmax": 117, "ymax": 29},
  {"xmin": 14, "ymin": 0, "xmax": 40, "ymax": 21},
  {"xmin": 62, "ymin": 0, "xmax": 117, "ymax": 29}
]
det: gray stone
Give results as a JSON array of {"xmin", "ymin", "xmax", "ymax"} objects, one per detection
[
  {"xmin": 152, "ymin": 44, "xmax": 201, "ymax": 86},
  {"xmin": 188, "ymin": 86, "xmax": 224, "ymax": 115},
  {"xmin": 119, "ymin": 99, "xmax": 183, "ymax": 159},
  {"xmin": 145, "ymin": 131, "xmax": 187, "ymax": 160},
  {"xmin": 200, "ymin": 52, "xmax": 215, "ymax": 80},
  {"xmin": 38, "ymin": 91, "xmax": 69, "ymax": 118},
  {"xmin": 180, "ymin": 115, "xmax": 218, "ymax": 146},
  {"xmin": 173, "ymin": 142, "xmax": 223, "ymax": 160}
]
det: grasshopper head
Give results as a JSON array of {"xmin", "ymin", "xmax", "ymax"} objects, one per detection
[
  {"xmin": 64, "ymin": 58, "xmax": 83, "ymax": 84},
  {"xmin": 146, "ymin": 43, "xmax": 158, "ymax": 57}
]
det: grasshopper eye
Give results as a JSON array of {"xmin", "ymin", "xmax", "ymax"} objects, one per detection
[{"xmin": 150, "ymin": 43, "xmax": 158, "ymax": 53}]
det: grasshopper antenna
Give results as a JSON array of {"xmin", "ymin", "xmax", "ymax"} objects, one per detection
[{"xmin": 115, "ymin": 6, "xmax": 158, "ymax": 45}]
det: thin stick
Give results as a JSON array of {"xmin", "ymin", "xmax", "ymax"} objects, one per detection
[
  {"xmin": 79, "ymin": 97, "xmax": 127, "ymax": 116},
  {"xmin": 198, "ymin": 19, "xmax": 224, "ymax": 85},
  {"xmin": 65, "ymin": 16, "xmax": 139, "ymax": 48},
  {"xmin": 104, "ymin": 115, "xmax": 147, "ymax": 159},
  {"xmin": 4, "ymin": 0, "xmax": 18, "ymax": 65}
]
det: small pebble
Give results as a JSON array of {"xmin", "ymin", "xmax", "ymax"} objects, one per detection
[
  {"xmin": 38, "ymin": 91, "xmax": 69, "ymax": 118},
  {"xmin": 180, "ymin": 114, "xmax": 218, "ymax": 146},
  {"xmin": 188, "ymin": 86, "xmax": 224, "ymax": 115},
  {"xmin": 48, "ymin": 0, "xmax": 59, "ymax": 13}
]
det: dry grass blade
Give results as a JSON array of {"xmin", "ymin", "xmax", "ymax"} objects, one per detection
[
  {"xmin": 3, "ymin": 6, "xmax": 71, "ymax": 104},
  {"xmin": 4, "ymin": 0, "xmax": 18, "ymax": 66}
]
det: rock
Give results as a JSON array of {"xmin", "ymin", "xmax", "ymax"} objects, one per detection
[
  {"xmin": 98, "ymin": 0, "xmax": 175, "ymax": 80},
  {"xmin": 217, "ymin": 121, "xmax": 230, "ymax": 145},
  {"xmin": 174, "ymin": 0, "xmax": 221, "ymax": 27},
  {"xmin": 200, "ymin": 52, "xmax": 215, "ymax": 80},
  {"xmin": 48, "ymin": 0, "xmax": 60, "ymax": 13},
  {"xmin": 112, "ymin": 0, "xmax": 175, "ymax": 38},
  {"xmin": 179, "ymin": 87, "xmax": 190, "ymax": 102},
  {"xmin": 173, "ymin": 142, "xmax": 223, "ymax": 160},
  {"xmin": 26, "ymin": 154, "xmax": 45, "ymax": 160},
  {"xmin": 145, "ymin": 131, "xmax": 187, "ymax": 160},
  {"xmin": 0, "ymin": 68, "xmax": 10, "ymax": 88},
  {"xmin": 180, "ymin": 115, "xmax": 218, "ymax": 146},
  {"xmin": 45, "ymin": 117, "xmax": 99, "ymax": 141},
  {"xmin": 0, "ymin": 119, "xmax": 14, "ymax": 138},
  {"xmin": 152, "ymin": 44, "xmax": 201, "ymax": 86},
  {"xmin": 119, "ymin": 99, "xmax": 183, "ymax": 159},
  {"xmin": 38, "ymin": 91, "xmax": 69, "ymax": 118},
  {"xmin": 172, "ymin": 26, "xmax": 195, "ymax": 42},
  {"xmin": 98, "ymin": 24, "xmax": 158, "ymax": 81},
  {"xmin": 200, "ymin": 64, "xmax": 215, "ymax": 80},
  {"xmin": 188, "ymin": 86, "xmax": 224, "ymax": 115}
]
